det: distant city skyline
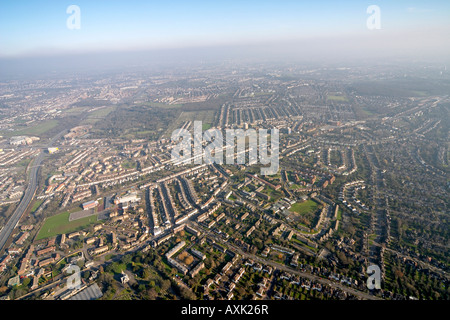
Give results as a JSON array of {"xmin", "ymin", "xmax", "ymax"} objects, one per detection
[{"xmin": 1, "ymin": 0, "xmax": 450, "ymax": 59}]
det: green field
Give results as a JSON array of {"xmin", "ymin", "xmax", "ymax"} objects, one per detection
[
  {"xmin": 202, "ymin": 123, "xmax": 212, "ymax": 130},
  {"xmin": 90, "ymin": 106, "xmax": 117, "ymax": 117},
  {"xmin": 289, "ymin": 200, "xmax": 319, "ymax": 215},
  {"xmin": 121, "ymin": 159, "xmax": 137, "ymax": 169},
  {"xmin": 368, "ymin": 234, "xmax": 377, "ymax": 245},
  {"xmin": 289, "ymin": 184, "xmax": 305, "ymax": 190},
  {"xmin": 327, "ymin": 95, "xmax": 348, "ymax": 102},
  {"xmin": 135, "ymin": 130, "xmax": 154, "ymax": 135},
  {"xmin": 1, "ymin": 120, "xmax": 59, "ymax": 137},
  {"xmin": 30, "ymin": 199, "xmax": 44, "ymax": 213},
  {"xmin": 147, "ymin": 102, "xmax": 183, "ymax": 109},
  {"xmin": 336, "ymin": 208, "xmax": 342, "ymax": 221},
  {"xmin": 104, "ymin": 254, "xmax": 117, "ymax": 261},
  {"xmin": 36, "ymin": 211, "xmax": 100, "ymax": 240},
  {"xmin": 62, "ymin": 106, "xmax": 90, "ymax": 115},
  {"xmin": 291, "ymin": 236, "xmax": 319, "ymax": 252},
  {"xmin": 164, "ymin": 110, "xmax": 216, "ymax": 137},
  {"xmin": 82, "ymin": 106, "xmax": 117, "ymax": 124},
  {"xmin": 263, "ymin": 186, "xmax": 283, "ymax": 202}
]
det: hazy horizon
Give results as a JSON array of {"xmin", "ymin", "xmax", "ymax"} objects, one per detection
[{"xmin": 1, "ymin": 0, "xmax": 450, "ymax": 78}]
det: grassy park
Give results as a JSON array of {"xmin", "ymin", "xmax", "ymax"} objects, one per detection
[
  {"xmin": 36, "ymin": 211, "xmax": 100, "ymax": 240},
  {"xmin": 0, "ymin": 119, "xmax": 59, "ymax": 137},
  {"xmin": 326, "ymin": 95, "xmax": 348, "ymax": 102},
  {"xmin": 289, "ymin": 199, "xmax": 319, "ymax": 215},
  {"xmin": 30, "ymin": 199, "xmax": 44, "ymax": 214}
]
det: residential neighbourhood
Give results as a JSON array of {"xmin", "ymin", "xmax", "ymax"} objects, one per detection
[{"xmin": 0, "ymin": 14, "xmax": 448, "ymax": 302}]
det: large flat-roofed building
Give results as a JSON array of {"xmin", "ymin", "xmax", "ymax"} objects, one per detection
[
  {"xmin": 167, "ymin": 257, "xmax": 188, "ymax": 275},
  {"xmin": 189, "ymin": 261, "xmax": 205, "ymax": 277},
  {"xmin": 270, "ymin": 244, "xmax": 295, "ymax": 255},
  {"xmin": 115, "ymin": 192, "xmax": 140, "ymax": 205},
  {"xmin": 67, "ymin": 283, "xmax": 103, "ymax": 301},
  {"xmin": 9, "ymin": 136, "xmax": 40, "ymax": 146},
  {"xmin": 38, "ymin": 257, "xmax": 55, "ymax": 267},
  {"xmin": 91, "ymin": 245, "xmax": 109, "ymax": 255},
  {"xmin": 190, "ymin": 248, "xmax": 206, "ymax": 260},
  {"xmin": 185, "ymin": 225, "xmax": 201, "ymax": 237},
  {"xmin": 82, "ymin": 200, "xmax": 98, "ymax": 211},
  {"xmin": 165, "ymin": 241, "xmax": 186, "ymax": 258}
]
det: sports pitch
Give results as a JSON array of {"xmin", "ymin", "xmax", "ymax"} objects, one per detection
[{"xmin": 36, "ymin": 211, "xmax": 102, "ymax": 241}]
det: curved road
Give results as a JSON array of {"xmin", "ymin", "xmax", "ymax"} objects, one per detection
[{"xmin": 0, "ymin": 130, "xmax": 67, "ymax": 252}]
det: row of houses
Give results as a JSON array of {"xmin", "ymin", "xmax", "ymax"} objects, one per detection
[
  {"xmin": 166, "ymin": 241, "xmax": 189, "ymax": 275},
  {"xmin": 197, "ymin": 202, "xmax": 222, "ymax": 223},
  {"xmin": 191, "ymin": 248, "xmax": 206, "ymax": 260},
  {"xmin": 189, "ymin": 261, "xmax": 205, "ymax": 277},
  {"xmin": 17, "ymin": 245, "xmax": 34, "ymax": 275},
  {"xmin": 175, "ymin": 208, "xmax": 198, "ymax": 225},
  {"xmin": 156, "ymin": 164, "xmax": 207, "ymax": 184},
  {"xmin": 90, "ymin": 245, "xmax": 109, "ymax": 256},
  {"xmin": 167, "ymin": 257, "xmax": 189, "ymax": 275},
  {"xmin": 36, "ymin": 246, "xmax": 55, "ymax": 257},
  {"xmin": 270, "ymin": 244, "xmax": 295, "ymax": 255}
]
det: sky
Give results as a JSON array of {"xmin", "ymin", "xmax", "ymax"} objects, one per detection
[{"xmin": 0, "ymin": 0, "xmax": 450, "ymax": 61}]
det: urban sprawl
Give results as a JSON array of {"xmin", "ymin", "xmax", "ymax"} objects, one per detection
[{"xmin": 0, "ymin": 62, "xmax": 448, "ymax": 301}]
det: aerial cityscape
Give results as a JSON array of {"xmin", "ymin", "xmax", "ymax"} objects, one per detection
[{"xmin": 0, "ymin": 0, "xmax": 448, "ymax": 306}]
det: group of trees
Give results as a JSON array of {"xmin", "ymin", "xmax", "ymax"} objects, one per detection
[
  {"xmin": 97, "ymin": 248, "xmax": 199, "ymax": 300},
  {"xmin": 384, "ymin": 252, "xmax": 449, "ymax": 300},
  {"xmin": 91, "ymin": 105, "xmax": 180, "ymax": 140}
]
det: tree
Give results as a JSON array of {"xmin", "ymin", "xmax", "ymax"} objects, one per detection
[
  {"xmin": 121, "ymin": 254, "xmax": 132, "ymax": 265},
  {"xmin": 161, "ymin": 279, "xmax": 170, "ymax": 292},
  {"xmin": 208, "ymin": 258, "xmax": 216, "ymax": 269},
  {"xmin": 11, "ymin": 287, "xmax": 26, "ymax": 299},
  {"xmin": 153, "ymin": 257, "xmax": 164, "ymax": 272},
  {"xmin": 142, "ymin": 269, "xmax": 150, "ymax": 280},
  {"xmin": 77, "ymin": 260, "xmax": 85, "ymax": 269},
  {"xmin": 105, "ymin": 263, "xmax": 114, "ymax": 274},
  {"xmin": 137, "ymin": 284, "xmax": 146, "ymax": 293},
  {"xmin": 184, "ymin": 255, "xmax": 194, "ymax": 265},
  {"xmin": 133, "ymin": 254, "xmax": 142, "ymax": 264},
  {"xmin": 180, "ymin": 287, "xmax": 196, "ymax": 300},
  {"xmin": 21, "ymin": 278, "xmax": 31, "ymax": 287},
  {"xmin": 147, "ymin": 287, "xmax": 157, "ymax": 299}
]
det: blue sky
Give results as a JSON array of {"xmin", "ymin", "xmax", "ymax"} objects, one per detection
[{"xmin": 1, "ymin": 0, "xmax": 449, "ymax": 57}]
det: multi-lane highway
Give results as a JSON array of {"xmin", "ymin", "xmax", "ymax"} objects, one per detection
[{"xmin": 0, "ymin": 130, "xmax": 67, "ymax": 252}]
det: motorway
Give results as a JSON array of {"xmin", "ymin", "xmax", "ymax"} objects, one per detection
[{"xmin": 0, "ymin": 130, "xmax": 67, "ymax": 253}]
